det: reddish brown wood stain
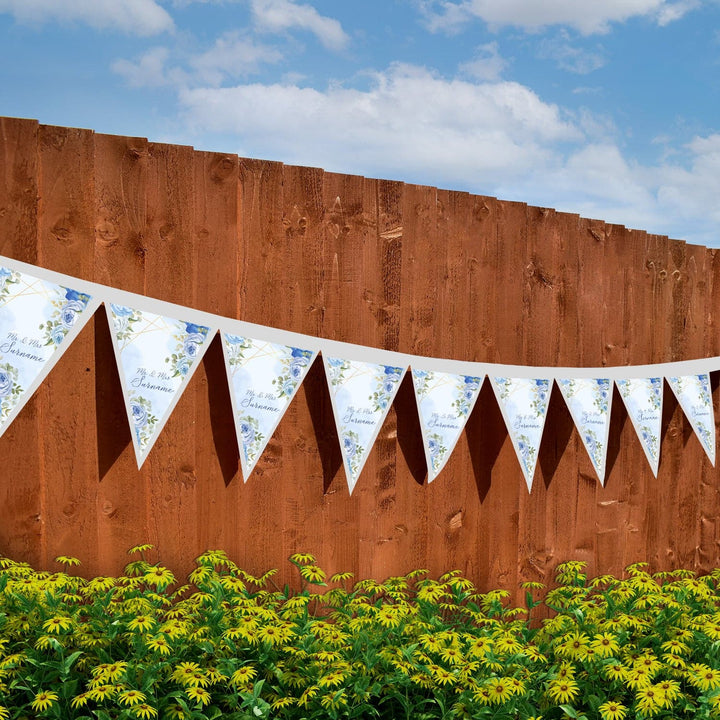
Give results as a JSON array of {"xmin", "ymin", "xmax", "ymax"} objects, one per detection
[{"xmin": 1, "ymin": 116, "xmax": 719, "ymax": 593}]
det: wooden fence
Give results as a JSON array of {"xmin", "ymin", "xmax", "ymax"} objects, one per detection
[{"xmin": 1, "ymin": 116, "xmax": 719, "ymax": 593}]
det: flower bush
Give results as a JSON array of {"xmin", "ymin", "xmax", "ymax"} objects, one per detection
[{"xmin": 3, "ymin": 550, "xmax": 720, "ymax": 719}]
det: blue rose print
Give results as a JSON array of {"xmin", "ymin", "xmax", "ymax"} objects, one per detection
[
  {"xmin": 131, "ymin": 401, "xmax": 148, "ymax": 428},
  {"xmin": 0, "ymin": 370, "xmax": 13, "ymax": 397}
]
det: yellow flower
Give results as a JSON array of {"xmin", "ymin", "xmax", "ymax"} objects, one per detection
[
  {"xmin": 165, "ymin": 704, "xmax": 187, "ymax": 720},
  {"xmin": 186, "ymin": 686, "xmax": 211, "ymax": 706},
  {"xmin": 494, "ymin": 633, "xmax": 523, "ymax": 655},
  {"xmin": 230, "ymin": 666, "xmax": 257, "ymax": 686},
  {"xmin": 257, "ymin": 623, "xmax": 291, "ymax": 645},
  {"xmin": 547, "ymin": 678, "xmax": 580, "ymax": 704},
  {"xmin": 132, "ymin": 703, "xmax": 158, "ymax": 719},
  {"xmin": 487, "ymin": 679, "xmax": 513, "ymax": 704},
  {"xmin": 320, "ymin": 690, "xmax": 347, "ymax": 711},
  {"xmin": 376, "ymin": 607, "xmax": 401, "ymax": 628},
  {"xmin": 119, "ymin": 690, "xmax": 147, "ymax": 706},
  {"xmin": 556, "ymin": 631, "xmax": 590, "ymax": 660},
  {"xmin": 472, "ymin": 686, "xmax": 493, "ymax": 705},
  {"xmin": 440, "ymin": 646, "xmax": 463, "ymax": 665},
  {"xmin": 143, "ymin": 566, "xmax": 175, "ymax": 589},
  {"xmin": 635, "ymin": 686, "xmax": 663, "ymax": 716},
  {"xmin": 145, "ymin": 635, "xmax": 172, "ymax": 656},
  {"xmin": 270, "ymin": 696, "xmax": 296, "ymax": 710},
  {"xmin": 172, "ymin": 661, "xmax": 202, "ymax": 684},
  {"xmin": 626, "ymin": 666, "xmax": 653, "ymax": 689},
  {"xmin": 128, "ymin": 615, "xmax": 156, "ymax": 633},
  {"xmin": 70, "ymin": 693, "xmax": 89, "ymax": 709},
  {"xmin": 661, "ymin": 639, "xmax": 689, "ymax": 655},
  {"xmin": 128, "ymin": 544, "xmax": 154, "ymax": 554},
  {"xmin": 592, "ymin": 633, "xmax": 620, "ymax": 657},
  {"xmin": 54, "ymin": 555, "xmax": 81, "ymax": 566},
  {"xmin": 432, "ymin": 668, "xmax": 457, "ymax": 686},
  {"xmin": 0, "ymin": 706, "xmax": 9, "ymax": 720},
  {"xmin": 31, "ymin": 691, "xmax": 59, "ymax": 712},
  {"xmin": 289, "ymin": 552, "xmax": 316, "ymax": 564},
  {"xmin": 88, "ymin": 684, "xmax": 117, "ymax": 701},
  {"xmin": 299, "ymin": 565, "xmax": 326, "ymax": 583},
  {"xmin": 598, "ymin": 700, "xmax": 627, "ymax": 720},
  {"xmin": 42, "ymin": 615, "xmax": 73, "ymax": 634},
  {"xmin": 690, "ymin": 666, "xmax": 720, "ymax": 692},
  {"xmin": 319, "ymin": 669, "xmax": 348, "ymax": 688},
  {"xmin": 467, "ymin": 636, "xmax": 492, "ymax": 658},
  {"xmin": 330, "ymin": 571, "xmax": 354, "ymax": 582},
  {"xmin": 655, "ymin": 679, "xmax": 681, "ymax": 705},
  {"xmin": 634, "ymin": 653, "xmax": 662, "ymax": 675}
]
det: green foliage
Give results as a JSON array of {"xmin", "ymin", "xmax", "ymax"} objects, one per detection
[{"xmin": 3, "ymin": 552, "xmax": 720, "ymax": 719}]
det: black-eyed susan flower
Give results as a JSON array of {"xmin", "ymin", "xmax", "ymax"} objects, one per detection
[
  {"xmin": 143, "ymin": 565, "xmax": 175, "ymax": 589},
  {"xmin": 70, "ymin": 692, "xmax": 90, "ymax": 709},
  {"xmin": 127, "ymin": 615, "xmax": 156, "ymax": 633},
  {"xmin": 42, "ymin": 615, "xmax": 73, "ymax": 633},
  {"xmin": 145, "ymin": 634, "xmax": 172, "ymax": 656},
  {"xmin": 30, "ymin": 690, "xmax": 59, "ymax": 712},
  {"xmin": 289, "ymin": 552, "xmax": 316, "ymax": 565},
  {"xmin": 0, "ymin": 706, "xmax": 9, "ymax": 720},
  {"xmin": 547, "ymin": 678, "xmax": 580, "ymax": 704},
  {"xmin": 164, "ymin": 705, "xmax": 187, "ymax": 720},
  {"xmin": 270, "ymin": 696, "xmax": 296, "ymax": 710},
  {"xmin": 486, "ymin": 678, "xmax": 513, "ymax": 704},
  {"xmin": 655, "ymin": 679, "xmax": 681, "ymax": 705},
  {"xmin": 592, "ymin": 632, "xmax": 620, "ymax": 657},
  {"xmin": 689, "ymin": 665, "xmax": 720, "ymax": 692},
  {"xmin": 119, "ymin": 690, "xmax": 146, "ymax": 706},
  {"xmin": 230, "ymin": 665, "xmax": 257, "ymax": 687},
  {"xmin": 132, "ymin": 703, "xmax": 157, "ymax": 719},
  {"xmin": 186, "ymin": 686, "xmax": 211, "ymax": 706},
  {"xmin": 54, "ymin": 555, "xmax": 81, "ymax": 566},
  {"xmin": 635, "ymin": 686, "xmax": 664, "ymax": 716},
  {"xmin": 598, "ymin": 700, "xmax": 627, "ymax": 720}
]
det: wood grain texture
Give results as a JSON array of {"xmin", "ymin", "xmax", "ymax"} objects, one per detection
[{"xmin": 1, "ymin": 117, "xmax": 720, "ymax": 594}]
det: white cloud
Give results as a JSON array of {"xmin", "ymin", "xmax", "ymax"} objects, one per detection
[
  {"xmin": 113, "ymin": 33, "xmax": 282, "ymax": 88},
  {"xmin": 0, "ymin": 0, "xmax": 174, "ymax": 35},
  {"xmin": 250, "ymin": 0, "xmax": 349, "ymax": 50},
  {"xmin": 421, "ymin": 0, "xmax": 699, "ymax": 35},
  {"xmin": 459, "ymin": 42, "xmax": 507, "ymax": 80},
  {"xmin": 190, "ymin": 32, "xmax": 283, "ymax": 84},
  {"xmin": 178, "ymin": 63, "xmax": 582, "ymax": 185},
  {"xmin": 538, "ymin": 33, "xmax": 606, "ymax": 74}
]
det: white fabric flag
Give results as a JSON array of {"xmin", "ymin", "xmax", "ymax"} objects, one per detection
[
  {"xmin": 490, "ymin": 377, "xmax": 551, "ymax": 491},
  {"xmin": 412, "ymin": 368, "xmax": 483, "ymax": 482},
  {"xmin": 0, "ymin": 265, "xmax": 99, "ymax": 435},
  {"xmin": 667, "ymin": 374, "xmax": 715, "ymax": 465},
  {"xmin": 222, "ymin": 335, "xmax": 317, "ymax": 480},
  {"xmin": 616, "ymin": 377, "xmax": 663, "ymax": 476},
  {"xmin": 324, "ymin": 356, "xmax": 405, "ymax": 494},
  {"xmin": 557, "ymin": 378, "xmax": 613, "ymax": 484},
  {"xmin": 106, "ymin": 303, "xmax": 215, "ymax": 467}
]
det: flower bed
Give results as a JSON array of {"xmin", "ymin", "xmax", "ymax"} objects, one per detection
[{"xmin": 2, "ymin": 548, "xmax": 720, "ymax": 719}]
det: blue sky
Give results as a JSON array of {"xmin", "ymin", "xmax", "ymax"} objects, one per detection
[{"xmin": 1, "ymin": 0, "xmax": 719, "ymax": 246}]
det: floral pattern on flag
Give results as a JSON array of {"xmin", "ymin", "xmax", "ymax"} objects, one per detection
[
  {"xmin": 0, "ymin": 266, "xmax": 93, "ymax": 432},
  {"xmin": 491, "ymin": 377, "xmax": 551, "ymax": 491},
  {"xmin": 108, "ymin": 304, "xmax": 212, "ymax": 463},
  {"xmin": 557, "ymin": 378, "xmax": 612, "ymax": 483},
  {"xmin": 325, "ymin": 357, "xmax": 405, "ymax": 493},
  {"xmin": 616, "ymin": 377, "xmax": 663, "ymax": 476},
  {"xmin": 667, "ymin": 374, "xmax": 715, "ymax": 465},
  {"xmin": 412, "ymin": 369, "xmax": 483, "ymax": 481},
  {"xmin": 222, "ymin": 334, "xmax": 316, "ymax": 480}
]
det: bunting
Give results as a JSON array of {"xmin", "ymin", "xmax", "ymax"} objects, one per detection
[
  {"xmin": 616, "ymin": 377, "xmax": 664, "ymax": 476},
  {"xmin": 0, "ymin": 254, "xmax": 718, "ymax": 490},
  {"xmin": 222, "ymin": 335, "xmax": 316, "ymax": 480},
  {"xmin": 106, "ymin": 303, "xmax": 214, "ymax": 467},
  {"xmin": 490, "ymin": 377, "xmax": 551, "ymax": 491},
  {"xmin": 324, "ymin": 357, "xmax": 405, "ymax": 493},
  {"xmin": 667, "ymin": 374, "xmax": 716, "ymax": 465},
  {"xmin": 557, "ymin": 378, "xmax": 613, "ymax": 484},
  {"xmin": 412, "ymin": 369, "xmax": 483, "ymax": 482},
  {"xmin": 0, "ymin": 265, "xmax": 98, "ymax": 435}
]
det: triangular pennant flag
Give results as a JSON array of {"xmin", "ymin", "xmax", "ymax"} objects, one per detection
[
  {"xmin": 222, "ymin": 334, "xmax": 317, "ymax": 480},
  {"xmin": 412, "ymin": 368, "xmax": 483, "ymax": 482},
  {"xmin": 324, "ymin": 356, "xmax": 405, "ymax": 494},
  {"xmin": 557, "ymin": 378, "xmax": 613, "ymax": 484},
  {"xmin": 0, "ymin": 265, "xmax": 99, "ymax": 436},
  {"xmin": 490, "ymin": 377, "xmax": 551, "ymax": 491},
  {"xmin": 616, "ymin": 377, "xmax": 663, "ymax": 476},
  {"xmin": 667, "ymin": 374, "xmax": 715, "ymax": 465},
  {"xmin": 106, "ymin": 303, "xmax": 214, "ymax": 467}
]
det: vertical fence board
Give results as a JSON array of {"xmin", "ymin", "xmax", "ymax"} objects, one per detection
[
  {"xmin": 37, "ymin": 124, "xmax": 99, "ymax": 570},
  {"xmin": 93, "ymin": 132, "xmax": 149, "ymax": 572},
  {"xmin": 0, "ymin": 117, "xmax": 41, "ymax": 564}
]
